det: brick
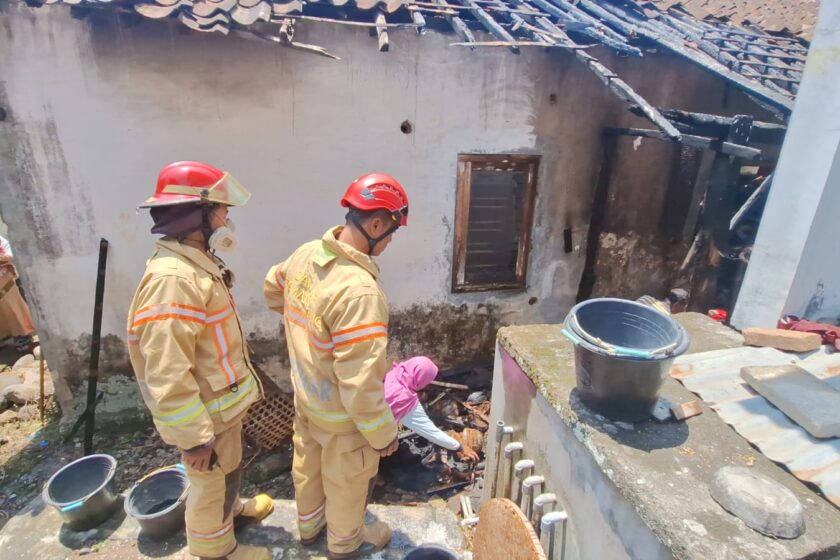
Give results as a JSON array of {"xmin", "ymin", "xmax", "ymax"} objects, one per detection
[
  {"xmin": 742, "ymin": 328, "xmax": 822, "ymax": 352},
  {"xmin": 671, "ymin": 400, "xmax": 703, "ymax": 421}
]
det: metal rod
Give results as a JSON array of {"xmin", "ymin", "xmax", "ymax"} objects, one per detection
[
  {"xmin": 39, "ymin": 349, "xmax": 45, "ymax": 425},
  {"xmin": 84, "ymin": 238, "xmax": 109, "ymax": 455},
  {"xmin": 512, "ymin": 459, "xmax": 534, "ymax": 505},
  {"xmin": 491, "ymin": 422, "xmax": 514, "ymax": 498},
  {"xmin": 503, "ymin": 442, "xmax": 524, "ymax": 499},
  {"xmin": 532, "ymin": 492, "xmax": 557, "ymax": 532},
  {"xmin": 540, "ymin": 510, "xmax": 568, "ymax": 559},
  {"xmin": 521, "ymin": 475, "xmax": 544, "ymax": 520}
]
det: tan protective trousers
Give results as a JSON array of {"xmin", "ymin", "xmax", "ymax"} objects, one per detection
[
  {"xmin": 184, "ymin": 420, "xmax": 246, "ymax": 559},
  {"xmin": 0, "ymin": 279, "xmax": 34, "ymax": 339},
  {"xmin": 292, "ymin": 412, "xmax": 380, "ymax": 555}
]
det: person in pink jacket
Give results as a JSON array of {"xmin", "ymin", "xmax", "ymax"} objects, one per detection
[{"xmin": 384, "ymin": 356, "xmax": 479, "ymax": 462}]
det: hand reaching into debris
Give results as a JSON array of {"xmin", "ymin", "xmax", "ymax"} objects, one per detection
[
  {"xmin": 182, "ymin": 439, "xmax": 216, "ymax": 472},
  {"xmin": 456, "ymin": 445, "xmax": 480, "ymax": 463},
  {"xmin": 377, "ymin": 438, "xmax": 400, "ymax": 458}
]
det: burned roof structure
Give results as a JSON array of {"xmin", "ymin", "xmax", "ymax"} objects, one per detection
[{"xmin": 31, "ymin": 0, "xmax": 809, "ymax": 135}]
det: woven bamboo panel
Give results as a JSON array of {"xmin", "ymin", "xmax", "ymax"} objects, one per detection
[
  {"xmin": 244, "ymin": 366, "xmax": 296, "ymax": 450},
  {"xmin": 474, "ymin": 499, "xmax": 545, "ymax": 560}
]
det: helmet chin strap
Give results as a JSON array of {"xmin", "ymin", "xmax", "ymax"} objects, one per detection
[
  {"xmin": 200, "ymin": 204, "xmax": 217, "ymax": 251},
  {"xmin": 349, "ymin": 215, "xmax": 399, "ymax": 255}
]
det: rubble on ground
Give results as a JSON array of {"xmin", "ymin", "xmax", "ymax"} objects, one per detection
[
  {"xmin": 376, "ymin": 364, "xmax": 492, "ymax": 507},
  {"xmin": 0, "ymin": 350, "xmax": 54, "ymax": 422}
]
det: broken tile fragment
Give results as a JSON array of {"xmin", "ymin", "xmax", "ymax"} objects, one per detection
[{"xmin": 671, "ymin": 400, "xmax": 703, "ymax": 421}]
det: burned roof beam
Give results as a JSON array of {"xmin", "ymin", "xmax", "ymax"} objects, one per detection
[
  {"xmin": 411, "ymin": 10, "xmax": 427, "ymax": 34},
  {"xmin": 581, "ymin": 0, "xmax": 794, "ymax": 113},
  {"xmin": 666, "ymin": 15, "xmax": 800, "ymax": 95},
  {"xmin": 545, "ymin": 0, "xmax": 640, "ymax": 55},
  {"xmin": 698, "ymin": 20, "xmax": 806, "ymax": 75},
  {"xmin": 716, "ymin": 46, "xmax": 807, "ymax": 63},
  {"xmin": 604, "ymin": 127, "xmax": 761, "ymax": 160},
  {"xmin": 486, "ymin": 0, "xmax": 528, "ymax": 32},
  {"xmin": 658, "ymin": 108, "xmax": 787, "ymax": 143},
  {"xmin": 730, "ymin": 172, "xmax": 773, "ymax": 232},
  {"xmin": 507, "ymin": 0, "xmax": 593, "ymax": 47},
  {"xmin": 375, "ymin": 11, "xmax": 389, "ymax": 51},
  {"xmin": 585, "ymin": 56, "xmax": 682, "ymax": 140},
  {"xmin": 411, "ymin": 1, "xmax": 550, "ymax": 17},
  {"xmin": 457, "ymin": 0, "xmax": 520, "ymax": 54},
  {"xmin": 736, "ymin": 59, "xmax": 803, "ymax": 74},
  {"xmin": 437, "ymin": 0, "xmax": 476, "ymax": 49},
  {"xmin": 526, "ymin": 0, "xmax": 640, "ymax": 56},
  {"xmin": 526, "ymin": 13, "xmax": 680, "ymax": 140},
  {"xmin": 702, "ymin": 32, "xmax": 809, "ymax": 54},
  {"xmin": 701, "ymin": 27, "xmax": 808, "ymax": 48}
]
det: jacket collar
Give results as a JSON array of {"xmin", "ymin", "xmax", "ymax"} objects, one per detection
[
  {"xmin": 321, "ymin": 226, "xmax": 380, "ymax": 280},
  {"xmin": 156, "ymin": 237, "xmax": 225, "ymax": 279}
]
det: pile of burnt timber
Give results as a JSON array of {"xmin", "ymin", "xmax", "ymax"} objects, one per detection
[{"xmin": 375, "ymin": 364, "xmax": 493, "ymax": 503}]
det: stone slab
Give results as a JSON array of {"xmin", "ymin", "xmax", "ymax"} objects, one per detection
[
  {"xmin": 709, "ymin": 466, "xmax": 804, "ymax": 539},
  {"xmin": 743, "ymin": 328, "xmax": 822, "ymax": 352},
  {"xmin": 741, "ymin": 364, "xmax": 840, "ymax": 438},
  {"xmin": 495, "ymin": 313, "xmax": 840, "ymax": 560},
  {"xmin": 0, "ymin": 496, "xmax": 466, "ymax": 560}
]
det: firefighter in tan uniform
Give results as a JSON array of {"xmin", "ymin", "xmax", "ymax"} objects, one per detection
[
  {"xmin": 264, "ymin": 173, "xmax": 410, "ymax": 559},
  {"xmin": 128, "ymin": 161, "xmax": 273, "ymax": 560}
]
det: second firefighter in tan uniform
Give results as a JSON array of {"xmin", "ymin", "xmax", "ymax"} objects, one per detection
[
  {"xmin": 128, "ymin": 161, "xmax": 272, "ymax": 560},
  {"xmin": 264, "ymin": 173, "xmax": 410, "ymax": 558}
]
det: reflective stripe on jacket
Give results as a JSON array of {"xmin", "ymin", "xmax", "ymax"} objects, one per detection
[
  {"xmin": 264, "ymin": 227, "xmax": 397, "ymax": 450},
  {"xmin": 128, "ymin": 237, "xmax": 262, "ymax": 450}
]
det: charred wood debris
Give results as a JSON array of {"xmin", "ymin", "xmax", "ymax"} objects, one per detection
[{"xmin": 374, "ymin": 363, "xmax": 493, "ymax": 504}]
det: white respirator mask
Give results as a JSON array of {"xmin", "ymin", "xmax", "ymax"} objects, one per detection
[{"xmin": 208, "ymin": 219, "xmax": 238, "ymax": 253}]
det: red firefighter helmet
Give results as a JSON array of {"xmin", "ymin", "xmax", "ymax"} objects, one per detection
[
  {"xmin": 341, "ymin": 172, "xmax": 409, "ymax": 226},
  {"xmin": 139, "ymin": 161, "xmax": 251, "ymax": 208}
]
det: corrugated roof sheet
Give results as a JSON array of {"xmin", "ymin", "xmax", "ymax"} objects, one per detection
[
  {"xmin": 672, "ymin": 346, "xmax": 840, "ymax": 509},
  {"xmin": 646, "ymin": 0, "xmax": 820, "ymax": 40}
]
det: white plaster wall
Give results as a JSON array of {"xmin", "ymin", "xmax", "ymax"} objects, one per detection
[
  {"xmin": 783, "ymin": 145, "xmax": 840, "ymax": 321},
  {"xmin": 732, "ymin": 1, "xmax": 840, "ymax": 328},
  {"xmin": 0, "ymin": 5, "xmax": 624, "ymax": 399}
]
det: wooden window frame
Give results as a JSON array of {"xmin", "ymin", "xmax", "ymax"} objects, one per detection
[{"xmin": 451, "ymin": 154, "xmax": 539, "ymax": 293}]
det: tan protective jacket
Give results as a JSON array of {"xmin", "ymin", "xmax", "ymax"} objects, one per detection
[
  {"xmin": 264, "ymin": 227, "xmax": 397, "ymax": 450},
  {"xmin": 128, "ymin": 238, "xmax": 262, "ymax": 451}
]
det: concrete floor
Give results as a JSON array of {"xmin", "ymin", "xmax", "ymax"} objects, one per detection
[{"xmin": 0, "ymin": 496, "xmax": 466, "ymax": 559}]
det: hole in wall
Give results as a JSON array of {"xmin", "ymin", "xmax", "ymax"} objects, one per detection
[{"xmin": 400, "ymin": 120, "xmax": 414, "ymax": 134}]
